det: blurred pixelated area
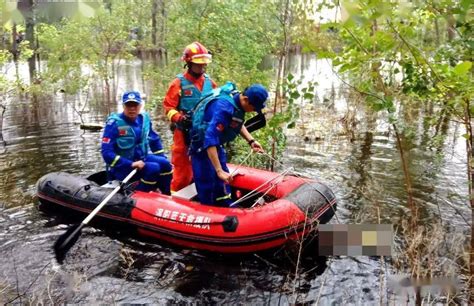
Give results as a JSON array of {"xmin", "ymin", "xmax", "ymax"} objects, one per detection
[
  {"xmin": 318, "ymin": 224, "xmax": 393, "ymax": 256},
  {"xmin": 388, "ymin": 275, "xmax": 459, "ymax": 298}
]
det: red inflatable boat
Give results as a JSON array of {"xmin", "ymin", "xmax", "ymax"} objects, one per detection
[{"xmin": 36, "ymin": 164, "xmax": 336, "ymax": 253}]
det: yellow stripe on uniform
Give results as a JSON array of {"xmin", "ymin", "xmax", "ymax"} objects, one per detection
[
  {"xmin": 167, "ymin": 109, "xmax": 179, "ymax": 121},
  {"xmin": 160, "ymin": 170, "xmax": 173, "ymax": 176},
  {"xmin": 110, "ymin": 155, "xmax": 121, "ymax": 167},
  {"xmin": 140, "ymin": 178, "xmax": 157, "ymax": 185},
  {"xmin": 216, "ymin": 194, "xmax": 231, "ymax": 201},
  {"xmin": 153, "ymin": 149, "xmax": 164, "ymax": 154}
]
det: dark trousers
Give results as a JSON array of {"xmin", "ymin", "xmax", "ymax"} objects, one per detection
[
  {"xmin": 111, "ymin": 154, "xmax": 172, "ymax": 194},
  {"xmin": 191, "ymin": 147, "xmax": 232, "ymax": 206}
]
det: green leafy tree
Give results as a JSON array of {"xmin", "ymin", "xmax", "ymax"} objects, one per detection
[
  {"xmin": 36, "ymin": 2, "xmax": 141, "ymax": 105},
  {"xmin": 0, "ymin": 5, "xmax": 33, "ymax": 139}
]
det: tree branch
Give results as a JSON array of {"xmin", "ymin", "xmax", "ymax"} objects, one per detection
[{"xmin": 386, "ymin": 18, "xmax": 441, "ymax": 82}]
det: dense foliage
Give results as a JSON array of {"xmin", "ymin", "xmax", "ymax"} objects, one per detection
[{"xmin": 303, "ymin": 1, "xmax": 472, "ymax": 133}]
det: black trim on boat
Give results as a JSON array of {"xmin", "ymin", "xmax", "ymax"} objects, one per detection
[{"xmin": 37, "ymin": 172, "xmax": 135, "ymax": 218}]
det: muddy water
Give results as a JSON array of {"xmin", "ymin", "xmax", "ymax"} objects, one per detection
[{"xmin": 0, "ymin": 57, "xmax": 469, "ymax": 304}]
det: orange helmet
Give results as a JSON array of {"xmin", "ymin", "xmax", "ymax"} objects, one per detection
[{"xmin": 181, "ymin": 41, "xmax": 212, "ymax": 64}]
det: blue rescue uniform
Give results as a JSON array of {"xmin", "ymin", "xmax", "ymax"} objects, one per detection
[
  {"xmin": 190, "ymin": 92, "xmax": 245, "ymax": 206},
  {"xmin": 101, "ymin": 112, "xmax": 172, "ymax": 194}
]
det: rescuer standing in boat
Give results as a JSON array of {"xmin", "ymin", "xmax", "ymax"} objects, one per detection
[
  {"xmin": 101, "ymin": 91, "xmax": 172, "ymax": 194},
  {"xmin": 189, "ymin": 83, "xmax": 268, "ymax": 206},
  {"xmin": 163, "ymin": 42, "xmax": 218, "ymax": 194}
]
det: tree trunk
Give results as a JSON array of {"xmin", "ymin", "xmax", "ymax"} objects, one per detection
[
  {"xmin": 271, "ymin": 51, "xmax": 285, "ymax": 171},
  {"xmin": 151, "ymin": 0, "xmax": 157, "ymax": 47},
  {"xmin": 447, "ymin": 14, "xmax": 455, "ymax": 42},
  {"xmin": 159, "ymin": 0, "xmax": 167, "ymax": 65},
  {"xmin": 105, "ymin": 77, "xmax": 111, "ymax": 112},
  {"xmin": 434, "ymin": 17, "xmax": 440, "ymax": 46},
  {"xmin": 35, "ymin": 34, "xmax": 41, "ymax": 73},
  {"xmin": 151, "ymin": 0, "xmax": 166, "ymax": 66},
  {"xmin": 111, "ymin": 58, "xmax": 117, "ymax": 104},
  {"xmin": 393, "ymin": 124, "xmax": 417, "ymax": 226},
  {"xmin": 0, "ymin": 105, "xmax": 5, "ymax": 143},
  {"xmin": 372, "ymin": 21, "xmax": 417, "ymax": 227},
  {"xmin": 270, "ymin": 0, "xmax": 291, "ymax": 171},
  {"xmin": 11, "ymin": 23, "xmax": 18, "ymax": 63},
  {"xmin": 11, "ymin": 24, "xmax": 21, "ymax": 85},
  {"xmin": 464, "ymin": 99, "xmax": 474, "ymax": 304},
  {"xmin": 18, "ymin": 0, "xmax": 36, "ymax": 84},
  {"xmin": 104, "ymin": 0, "xmax": 112, "ymax": 12},
  {"xmin": 103, "ymin": 55, "xmax": 111, "ymax": 108},
  {"xmin": 151, "ymin": 0, "xmax": 159, "ymax": 65}
]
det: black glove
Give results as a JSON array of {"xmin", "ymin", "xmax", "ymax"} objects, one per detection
[{"xmin": 176, "ymin": 114, "xmax": 192, "ymax": 131}]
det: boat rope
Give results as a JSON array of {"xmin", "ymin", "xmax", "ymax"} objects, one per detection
[
  {"xmin": 250, "ymin": 168, "xmax": 292, "ymax": 208},
  {"xmin": 258, "ymin": 151, "xmax": 340, "ymax": 223},
  {"xmin": 229, "ymin": 150, "xmax": 253, "ymax": 176},
  {"xmin": 259, "ymin": 151, "xmax": 301, "ymax": 176},
  {"xmin": 229, "ymin": 169, "xmax": 292, "ymax": 207}
]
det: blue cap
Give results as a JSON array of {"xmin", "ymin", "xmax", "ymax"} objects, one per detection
[
  {"xmin": 244, "ymin": 84, "xmax": 268, "ymax": 113},
  {"xmin": 122, "ymin": 91, "xmax": 142, "ymax": 104}
]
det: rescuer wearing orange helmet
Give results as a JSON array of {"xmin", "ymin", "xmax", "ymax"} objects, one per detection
[{"xmin": 163, "ymin": 42, "xmax": 218, "ymax": 193}]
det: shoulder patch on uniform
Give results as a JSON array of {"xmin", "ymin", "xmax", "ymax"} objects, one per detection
[{"xmin": 106, "ymin": 119, "xmax": 116, "ymax": 125}]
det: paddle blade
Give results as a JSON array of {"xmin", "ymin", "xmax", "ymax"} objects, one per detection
[
  {"xmin": 244, "ymin": 113, "xmax": 266, "ymax": 133},
  {"xmin": 53, "ymin": 223, "xmax": 84, "ymax": 264}
]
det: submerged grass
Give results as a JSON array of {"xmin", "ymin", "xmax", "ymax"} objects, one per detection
[{"xmin": 391, "ymin": 220, "xmax": 468, "ymax": 304}]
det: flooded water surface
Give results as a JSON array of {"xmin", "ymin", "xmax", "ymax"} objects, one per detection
[{"xmin": 0, "ymin": 56, "xmax": 470, "ymax": 304}]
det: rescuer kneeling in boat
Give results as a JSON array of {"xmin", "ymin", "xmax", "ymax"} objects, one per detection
[
  {"xmin": 101, "ymin": 91, "xmax": 173, "ymax": 194},
  {"xmin": 189, "ymin": 83, "xmax": 268, "ymax": 206}
]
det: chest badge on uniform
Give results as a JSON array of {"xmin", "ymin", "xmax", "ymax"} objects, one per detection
[
  {"xmin": 184, "ymin": 89, "xmax": 193, "ymax": 96},
  {"xmin": 216, "ymin": 123, "xmax": 224, "ymax": 132},
  {"xmin": 119, "ymin": 129, "xmax": 127, "ymax": 136}
]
